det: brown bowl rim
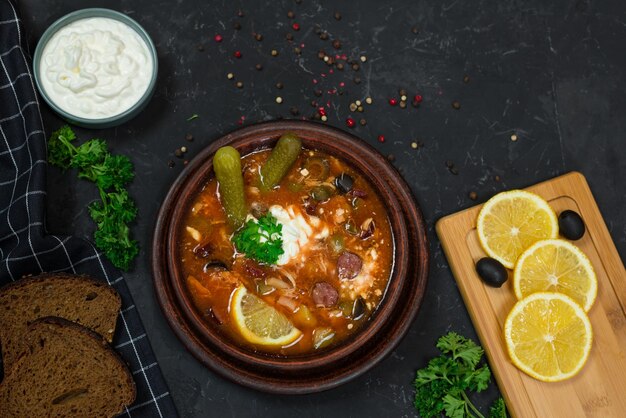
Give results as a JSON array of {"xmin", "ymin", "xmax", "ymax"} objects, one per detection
[{"xmin": 152, "ymin": 120, "xmax": 429, "ymax": 394}]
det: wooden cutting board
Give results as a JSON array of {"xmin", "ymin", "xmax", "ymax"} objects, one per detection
[{"xmin": 436, "ymin": 172, "xmax": 626, "ymax": 418}]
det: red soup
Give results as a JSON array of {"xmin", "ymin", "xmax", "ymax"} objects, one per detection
[{"xmin": 179, "ymin": 145, "xmax": 393, "ymax": 356}]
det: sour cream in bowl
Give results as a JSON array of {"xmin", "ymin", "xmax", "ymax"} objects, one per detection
[{"xmin": 33, "ymin": 9, "xmax": 158, "ymax": 128}]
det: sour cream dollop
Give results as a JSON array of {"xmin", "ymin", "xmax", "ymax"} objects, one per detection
[
  {"xmin": 269, "ymin": 205, "xmax": 329, "ymax": 265},
  {"xmin": 39, "ymin": 17, "xmax": 153, "ymax": 119}
]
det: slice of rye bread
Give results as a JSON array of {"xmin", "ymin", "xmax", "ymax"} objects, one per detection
[
  {"xmin": 0, "ymin": 273, "xmax": 121, "ymax": 370},
  {"xmin": 0, "ymin": 317, "xmax": 136, "ymax": 418}
]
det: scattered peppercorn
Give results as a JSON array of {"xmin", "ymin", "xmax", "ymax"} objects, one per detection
[
  {"xmin": 399, "ymin": 101, "xmax": 407, "ymax": 109},
  {"xmin": 346, "ymin": 118, "xmax": 356, "ymax": 128},
  {"xmin": 233, "ymin": 22, "xmax": 242, "ymax": 30},
  {"xmin": 271, "ymin": 49, "xmax": 279, "ymax": 56},
  {"xmin": 510, "ymin": 134, "xmax": 518, "ymax": 142},
  {"xmin": 227, "ymin": 72, "xmax": 234, "ymax": 80},
  {"xmin": 378, "ymin": 135, "xmax": 385, "ymax": 143},
  {"xmin": 236, "ymin": 81, "xmax": 243, "ymax": 88},
  {"xmin": 317, "ymin": 50, "xmax": 325, "ymax": 59},
  {"xmin": 292, "ymin": 23, "xmax": 300, "ymax": 31},
  {"xmin": 336, "ymin": 63, "xmax": 344, "ymax": 70},
  {"xmin": 334, "ymin": 11, "xmax": 342, "ymax": 20},
  {"xmin": 320, "ymin": 32, "xmax": 329, "ymax": 40},
  {"xmin": 349, "ymin": 103, "xmax": 357, "ymax": 112},
  {"xmin": 255, "ymin": 63, "xmax": 263, "ymax": 71},
  {"xmin": 286, "ymin": 32, "xmax": 294, "ymax": 41},
  {"xmin": 360, "ymin": 55, "xmax": 367, "ymax": 62},
  {"xmin": 290, "ymin": 107, "xmax": 299, "ymax": 116},
  {"xmin": 254, "ymin": 33, "xmax": 263, "ymax": 41},
  {"xmin": 351, "ymin": 63, "xmax": 360, "ymax": 71},
  {"xmin": 414, "ymin": 94, "xmax": 423, "ymax": 104},
  {"xmin": 399, "ymin": 88, "xmax": 407, "ymax": 97},
  {"xmin": 463, "ymin": 75, "xmax": 470, "ymax": 83},
  {"xmin": 294, "ymin": 47, "xmax": 302, "ymax": 54},
  {"xmin": 359, "ymin": 118, "xmax": 367, "ymax": 126},
  {"xmin": 389, "ymin": 98, "xmax": 398, "ymax": 106},
  {"xmin": 387, "ymin": 154, "xmax": 395, "ymax": 162},
  {"xmin": 494, "ymin": 175, "xmax": 501, "ymax": 182},
  {"xmin": 314, "ymin": 89, "xmax": 322, "ymax": 97},
  {"xmin": 326, "ymin": 56, "xmax": 335, "ymax": 65},
  {"xmin": 411, "ymin": 26, "xmax": 419, "ymax": 34},
  {"xmin": 168, "ymin": 160, "xmax": 175, "ymax": 168},
  {"xmin": 276, "ymin": 97, "xmax": 283, "ymax": 104},
  {"xmin": 174, "ymin": 149, "xmax": 183, "ymax": 158},
  {"xmin": 321, "ymin": 115, "xmax": 328, "ymax": 121},
  {"xmin": 357, "ymin": 106, "xmax": 364, "ymax": 112},
  {"xmin": 214, "ymin": 34, "xmax": 223, "ymax": 42},
  {"xmin": 276, "ymin": 82, "xmax": 284, "ymax": 89},
  {"xmin": 181, "ymin": 146, "xmax": 187, "ymax": 153},
  {"xmin": 365, "ymin": 97, "xmax": 373, "ymax": 105},
  {"xmin": 332, "ymin": 39, "xmax": 342, "ymax": 49},
  {"xmin": 469, "ymin": 191, "xmax": 478, "ymax": 201},
  {"xmin": 452, "ymin": 100, "xmax": 461, "ymax": 110},
  {"xmin": 445, "ymin": 160, "xmax": 459, "ymax": 175},
  {"xmin": 287, "ymin": 10, "xmax": 295, "ymax": 19},
  {"xmin": 234, "ymin": 51, "xmax": 242, "ymax": 58},
  {"xmin": 353, "ymin": 77, "xmax": 361, "ymax": 84},
  {"xmin": 185, "ymin": 133, "xmax": 194, "ymax": 142}
]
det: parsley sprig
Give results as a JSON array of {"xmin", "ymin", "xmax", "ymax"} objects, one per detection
[
  {"xmin": 48, "ymin": 126, "xmax": 139, "ymax": 271},
  {"xmin": 414, "ymin": 332, "xmax": 507, "ymax": 418},
  {"xmin": 232, "ymin": 213, "xmax": 284, "ymax": 264}
]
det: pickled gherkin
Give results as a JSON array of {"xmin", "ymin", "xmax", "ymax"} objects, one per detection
[
  {"xmin": 213, "ymin": 146, "xmax": 247, "ymax": 229},
  {"xmin": 260, "ymin": 133, "xmax": 302, "ymax": 190}
]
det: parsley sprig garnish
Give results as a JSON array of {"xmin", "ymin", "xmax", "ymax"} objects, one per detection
[
  {"xmin": 48, "ymin": 126, "xmax": 139, "ymax": 271},
  {"xmin": 414, "ymin": 332, "xmax": 507, "ymax": 418},
  {"xmin": 232, "ymin": 213, "xmax": 284, "ymax": 264}
]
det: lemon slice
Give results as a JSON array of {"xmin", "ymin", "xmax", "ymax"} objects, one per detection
[
  {"xmin": 504, "ymin": 292, "xmax": 592, "ymax": 382},
  {"xmin": 514, "ymin": 239, "xmax": 597, "ymax": 311},
  {"xmin": 477, "ymin": 190, "xmax": 558, "ymax": 268},
  {"xmin": 230, "ymin": 285, "xmax": 301, "ymax": 347}
]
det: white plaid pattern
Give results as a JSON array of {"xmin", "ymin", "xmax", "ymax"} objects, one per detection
[{"xmin": 0, "ymin": 2, "xmax": 178, "ymax": 416}]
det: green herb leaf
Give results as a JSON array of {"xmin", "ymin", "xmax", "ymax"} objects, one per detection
[
  {"xmin": 187, "ymin": 113, "xmax": 199, "ymax": 121},
  {"xmin": 489, "ymin": 398, "xmax": 507, "ymax": 418},
  {"xmin": 48, "ymin": 126, "xmax": 77, "ymax": 169},
  {"xmin": 47, "ymin": 125, "xmax": 139, "ymax": 270},
  {"xmin": 232, "ymin": 213, "xmax": 284, "ymax": 264},
  {"xmin": 414, "ymin": 332, "xmax": 494, "ymax": 418},
  {"xmin": 443, "ymin": 393, "xmax": 467, "ymax": 418}
]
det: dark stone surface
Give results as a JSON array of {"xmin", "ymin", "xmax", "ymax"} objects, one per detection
[{"xmin": 18, "ymin": 0, "xmax": 626, "ymax": 416}]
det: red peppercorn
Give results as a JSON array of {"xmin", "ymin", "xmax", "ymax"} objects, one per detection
[
  {"xmin": 318, "ymin": 107, "xmax": 327, "ymax": 117},
  {"xmin": 292, "ymin": 23, "xmax": 300, "ymax": 31},
  {"xmin": 378, "ymin": 135, "xmax": 385, "ymax": 143},
  {"xmin": 234, "ymin": 51, "xmax": 242, "ymax": 58},
  {"xmin": 414, "ymin": 94, "xmax": 423, "ymax": 103},
  {"xmin": 346, "ymin": 118, "xmax": 356, "ymax": 128},
  {"xmin": 388, "ymin": 98, "xmax": 398, "ymax": 106},
  {"xmin": 214, "ymin": 34, "xmax": 223, "ymax": 42}
]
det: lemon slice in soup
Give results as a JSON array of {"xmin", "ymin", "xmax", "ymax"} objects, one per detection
[{"xmin": 230, "ymin": 285, "xmax": 302, "ymax": 347}]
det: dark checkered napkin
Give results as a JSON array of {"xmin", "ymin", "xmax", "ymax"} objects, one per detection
[{"xmin": 0, "ymin": 1, "xmax": 178, "ymax": 416}]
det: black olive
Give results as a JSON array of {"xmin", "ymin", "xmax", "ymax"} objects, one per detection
[
  {"xmin": 203, "ymin": 260, "xmax": 228, "ymax": 272},
  {"xmin": 475, "ymin": 257, "xmax": 508, "ymax": 288},
  {"xmin": 559, "ymin": 210, "xmax": 585, "ymax": 240},
  {"xmin": 334, "ymin": 173, "xmax": 354, "ymax": 194},
  {"xmin": 352, "ymin": 297, "xmax": 366, "ymax": 320}
]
